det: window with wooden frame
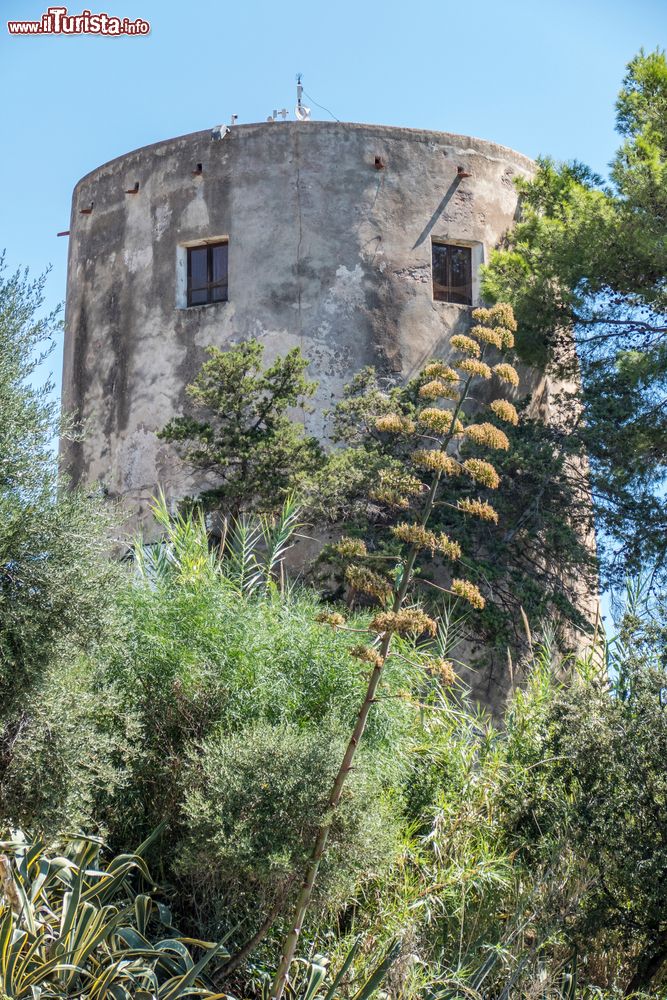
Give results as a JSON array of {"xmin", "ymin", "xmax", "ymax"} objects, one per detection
[
  {"xmin": 187, "ymin": 241, "xmax": 228, "ymax": 306},
  {"xmin": 431, "ymin": 242, "xmax": 473, "ymax": 305}
]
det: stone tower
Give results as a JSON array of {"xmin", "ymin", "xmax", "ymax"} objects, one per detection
[
  {"xmin": 61, "ymin": 120, "xmax": 537, "ymax": 525},
  {"xmin": 62, "ymin": 119, "xmax": 600, "ymax": 709}
]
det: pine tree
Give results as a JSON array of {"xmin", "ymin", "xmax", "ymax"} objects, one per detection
[
  {"xmin": 481, "ymin": 49, "xmax": 667, "ymax": 586},
  {"xmin": 159, "ymin": 341, "xmax": 324, "ymax": 516}
]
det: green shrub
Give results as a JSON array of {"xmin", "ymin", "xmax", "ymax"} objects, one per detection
[
  {"xmin": 179, "ymin": 720, "xmax": 401, "ymax": 931},
  {"xmin": 503, "ymin": 620, "xmax": 667, "ymax": 996},
  {"xmin": 0, "ymin": 658, "xmax": 139, "ymax": 838}
]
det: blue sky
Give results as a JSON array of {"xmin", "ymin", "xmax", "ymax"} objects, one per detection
[{"xmin": 1, "ymin": 0, "xmax": 664, "ymax": 389}]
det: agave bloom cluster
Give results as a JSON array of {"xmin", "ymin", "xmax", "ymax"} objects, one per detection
[
  {"xmin": 375, "ymin": 413, "xmax": 416, "ymax": 434},
  {"xmin": 462, "ymin": 457, "xmax": 502, "ymax": 489},
  {"xmin": 450, "ymin": 578, "xmax": 486, "ymax": 609},
  {"xmin": 432, "ymin": 657, "xmax": 456, "ymax": 686},
  {"xmin": 412, "ymin": 450, "xmax": 462, "ymax": 475},
  {"xmin": 489, "ymin": 398, "xmax": 519, "ymax": 425},
  {"xmin": 345, "ymin": 564, "xmax": 393, "ymax": 603},
  {"xmin": 422, "ymin": 361, "xmax": 459, "ymax": 382},
  {"xmin": 349, "ymin": 644, "xmax": 384, "ymax": 667},
  {"xmin": 464, "ymin": 422, "xmax": 510, "ymax": 451},
  {"xmin": 370, "ymin": 467, "xmax": 424, "ymax": 508},
  {"xmin": 334, "ymin": 536, "xmax": 368, "ymax": 558},
  {"xmin": 338, "ymin": 302, "xmax": 519, "ymax": 616},
  {"xmin": 419, "ymin": 378, "xmax": 459, "ymax": 401},
  {"xmin": 420, "ymin": 407, "xmax": 465, "ymax": 436},
  {"xmin": 458, "ymin": 358, "xmax": 492, "ymax": 380},
  {"xmin": 315, "ymin": 610, "xmax": 347, "ymax": 627},
  {"xmin": 472, "ymin": 303, "xmax": 517, "ymax": 345},
  {"xmin": 458, "ymin": 497, "xmax": 499, "ymax": 523},
  {"xmin": 450, "ymin": 334, "xmax": 481, "ymax": 357},
  {"xmin": 370, "ymin": 608, "xmax": 438, "ymax": 637},
  {"xmin": 405, "ymin": 305, "xmax": 519, "ymax": 597},
  {"xmin": 470, "ymin": 324, "xmax": 504, "ymax": 349},
  {"xmin": 392, "ymin": 522, "xmax": 462, "ymax": 559},
  {"xmin": 494, "ymin": 362, "xmax": 520, "ymax": 387}
]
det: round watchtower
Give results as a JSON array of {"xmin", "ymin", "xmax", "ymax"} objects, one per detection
[{"xmin": 61, "ymin": 120, "xmax": 535, "ymax": 522}]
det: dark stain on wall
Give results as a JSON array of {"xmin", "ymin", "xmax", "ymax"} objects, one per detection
[
  {"xmin": 102, "ymin": 284, "xmax": 130, "ymax": 438},
  {"xmin": 64, "ymin": 294, "xmax": 89, "ymax": 486}
]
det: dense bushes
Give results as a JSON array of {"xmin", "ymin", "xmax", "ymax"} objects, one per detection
[
  {"xmin": 2, "ymin": 487, "xmax": 667, "ymax": 996},
  {"xmin": 9, "ymin": 611, "xmax": 667, "ymax": 998},
  {"xmin": 501, "ymin": 611, "xmax": 667, "ymax": 996},
  {"xmin": 180, "ymin": 721, "xmax": 400, "ymax": 929},
  {"xmin": 4, "ymin": 483, "xmax": 666, "ymax": 997},
  {"xmin": 2, "ymin": 507, "xmax": 431, "ymax": 956},
  {"xmin": 0, "ymin": 258, "xmax": 119, "ymax": 720},
  {"xmin": 0, "ymin": 658, "xmax": 139, "ymax": 835}
]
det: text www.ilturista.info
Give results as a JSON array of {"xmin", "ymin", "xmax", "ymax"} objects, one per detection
[{"xmin": 7, "ymin": 7, "xmax": 150, "ymax": 35}]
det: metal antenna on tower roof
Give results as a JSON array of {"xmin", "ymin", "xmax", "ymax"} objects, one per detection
[{"xmin": 295, "ymin": 73, "xmax": 311, "ymax": 121}]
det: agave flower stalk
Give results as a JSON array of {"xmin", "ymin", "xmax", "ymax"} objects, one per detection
[{"xmin": 270, "ymin": 304, "xmax": 519, "ymax": 999}]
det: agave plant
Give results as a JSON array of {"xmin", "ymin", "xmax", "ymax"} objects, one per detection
[
  {"xmin": 255, "ymin": 938, "xmax": 400, "ymax": 1000},
  {"xmin": 0, "ymin": 831, "xmax": 228, "ymax": 1000},
  {"xmin": 133, "ymin": 492, "xmax": 302, "ymax": 597}
]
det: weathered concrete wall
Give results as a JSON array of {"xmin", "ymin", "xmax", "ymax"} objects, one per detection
[{"xmin": 61, "ymin": 120, "xmax": 535, "ymax": 529}]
